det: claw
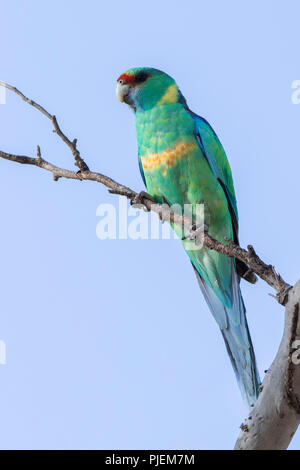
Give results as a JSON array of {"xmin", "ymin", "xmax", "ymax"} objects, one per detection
[
  {"xmin": 76, "ymin": 170, "xmax": 83, "ymax": 181},
  {"xmin": 131, "ymin": 191, "xmax": 156, "ymax": 211},
  {"xmin": 182, "ymin": 223, "xmax": 208, "ymax": 246}
]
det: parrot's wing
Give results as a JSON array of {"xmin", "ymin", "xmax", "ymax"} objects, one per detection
[
  {"xmin": 191, "ymin": 113, "xmax": 256, "ymax": 282},
  {"xmin": 191, "ymin": 113, "xmax": 239, "ymax": 241}
]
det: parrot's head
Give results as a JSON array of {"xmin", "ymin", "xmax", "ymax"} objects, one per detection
[{"xmin": 116, "ymin": 67, "xmax": 186, "ymax": 112}]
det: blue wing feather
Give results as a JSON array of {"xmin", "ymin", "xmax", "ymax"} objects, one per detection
[
  {"xmin": 138, "ymin": 154, "xmax": 147, "ymax": 187},
  {"xmin": 191, "ymin": 113, "xmax": 239, "ymax": 239}
]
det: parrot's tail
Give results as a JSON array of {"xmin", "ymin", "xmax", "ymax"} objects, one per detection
[{"xmin": 194, "ymin": 264, "xmax": 261, "ymax": 408}]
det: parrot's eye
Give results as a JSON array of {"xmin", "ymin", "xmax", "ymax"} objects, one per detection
[
  {"xmin": 134, "ymin": 71, "xmax": 149, "ymax": 84},
  {"xmin": 119, "ymin": 79, "xmax": 125, "ymax": 85}
]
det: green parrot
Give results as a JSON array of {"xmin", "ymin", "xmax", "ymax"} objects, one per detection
[{"xmin": 116, "ymin": 67, "xmax": 260, "ymax": 407}]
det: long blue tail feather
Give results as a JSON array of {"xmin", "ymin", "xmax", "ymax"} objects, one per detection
[{"xmin": 194, "ymin": 263, "xmax": 260, "ymax": 408}]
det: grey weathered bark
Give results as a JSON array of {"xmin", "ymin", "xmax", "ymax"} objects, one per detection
[
  {"xmin": 0, "ymin": 81, "xmax": 299, "ymax": 450},
  {"xmin": 235, "ymin": 281, "xmax": 300, "ymax": 450}
]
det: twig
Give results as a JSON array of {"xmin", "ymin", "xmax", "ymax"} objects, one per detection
[
  {"xmin": 0, "ymin": 81, "xmax": 88, "ymax": 172},
  {"xmin": 203, "ymin": 236, "xmax": 291, "ymax": 305}
]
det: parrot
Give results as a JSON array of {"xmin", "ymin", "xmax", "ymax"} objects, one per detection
[{"xmin": 116, "ymin": 67, "xmax": 260, "ymax": 407}]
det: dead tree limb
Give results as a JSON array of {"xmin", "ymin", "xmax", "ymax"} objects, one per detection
[
  {"xmin": 0, "ymin": 81, "xmax": 298, "ymax": 450},
  {"xmin": 235, "ymin": 281, "xmax": 300, "ymax": 450}
]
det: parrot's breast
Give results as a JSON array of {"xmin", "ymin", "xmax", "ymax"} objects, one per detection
[
  {"xmin": 136, "ymin": 103, "xmax": 195, "ymax": 156},
  {"xmin": 135, "ymin": 103, "xmax": 231, "ymax": 246},
  {"xmin": 140, "ymin": 141, "xmax": 197, "ymax": 172}
]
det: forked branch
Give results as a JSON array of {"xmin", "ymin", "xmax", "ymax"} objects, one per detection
[{"xmin": 0, "ymin": 81, "xmax": 291, "ymax": 305}]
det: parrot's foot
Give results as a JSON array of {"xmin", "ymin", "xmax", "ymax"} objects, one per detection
[
  {"xmin": 182, "ymin": 223, "xmax": 209, "ymax": 246},
  {"xmin": 130, "ymin": 191, "xmax": 156, "ymax": 211}
]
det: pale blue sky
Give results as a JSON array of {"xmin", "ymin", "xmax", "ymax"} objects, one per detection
[{"xmin": 1, "ymin": 0, "xmax": 300, "ymax": 450}]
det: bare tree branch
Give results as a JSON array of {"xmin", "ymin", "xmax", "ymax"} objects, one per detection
[
  {"xmin": 0, "ymin": 81, "xmax": 298, "ymax": 450},
  {"xmin": 0, "ymin": 81, "xmax": 291, "ymax": 305},
  {"xmin": 0, "ymin": 81, "xmax": 88, "ymax": 171}
]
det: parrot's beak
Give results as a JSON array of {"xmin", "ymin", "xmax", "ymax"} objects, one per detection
[{"xmin": 116, "ymin": 82, "xmax": 131, "ymax": 103}]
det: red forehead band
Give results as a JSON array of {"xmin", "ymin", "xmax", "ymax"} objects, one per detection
[{"xmin": 117, "ymin": 73, "xmax": 135, "ymax": 84}]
